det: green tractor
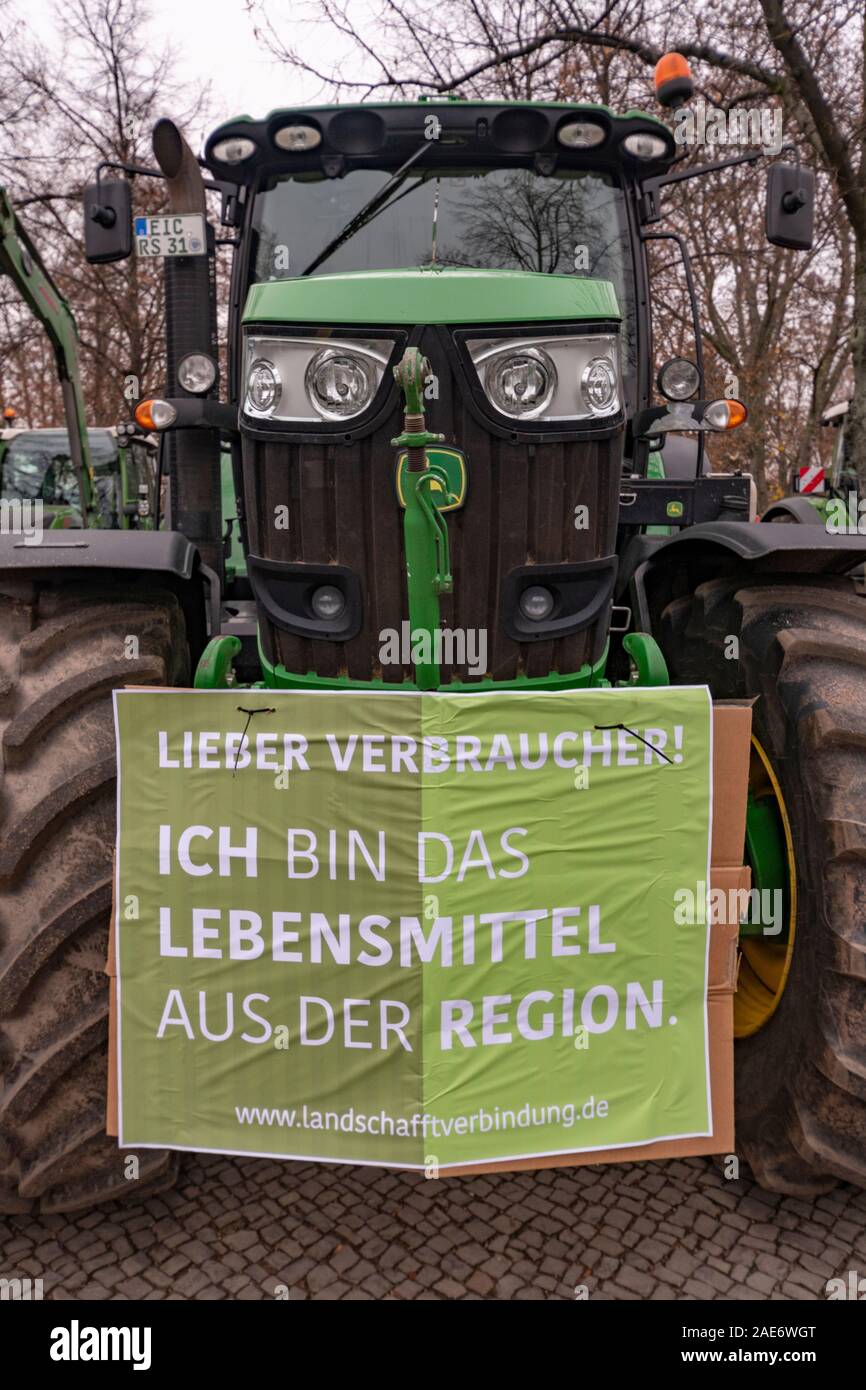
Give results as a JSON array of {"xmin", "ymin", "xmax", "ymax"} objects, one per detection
[
  {"xmin": 2, "ymin": 68, "xmax": 865, "ymax": 1214},
  {"xmin": 763, "ymin": 399, "xmax": 864, "ymax": 532},
  {"xmin": 0, "ymin": 423, "xmax": 159, "ymax": 531}
]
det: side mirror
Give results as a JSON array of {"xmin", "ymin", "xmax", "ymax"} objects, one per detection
[
  {"xmin": 83, "ymin": 179, "xmax": 132, "ymax": 264},
  {"xmin": 766, "ymin": 162, "xmax": 814, "ymax": 250}
]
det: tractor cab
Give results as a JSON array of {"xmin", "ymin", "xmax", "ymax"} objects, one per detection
[
  {"xmin": 0, "ymin": 425, "xmax": 157, "ymax": 529},
  {"xmin": 209, "ymin": 102, "xmax": 695, "ymax": 458},
  {"xmin": 821, "ymin": 399, "xmax": 854, "ymax": 491}
]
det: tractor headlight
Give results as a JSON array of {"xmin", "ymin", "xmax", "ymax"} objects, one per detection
[
  {"xmin": 581, "ymin": 357, "xmax": 618, "ymax": 413},
  {"xmin": 246, "ymin": 359, "xmax": 281, "ymax": 415},
  {"xmin": 485, "ymin": 347, "xmax": 556, "ymax": 419},
  {"xmin": 243, "ymin": 336, "xmax": 392, "ymax": 424},
  {"xmin": 305, "ymin": 349, "xmax": 377, "ymax": 420},
  {"xmin": 657, "ymin": 356, "xmax": 700, "ymax": 401},
  {"xmin": 178, "ymin": 352, "xmax": 217, "ymax": 395},
  {"xmin": 467, "ymin": 333, "xmax": 620, "ymax": 423}
]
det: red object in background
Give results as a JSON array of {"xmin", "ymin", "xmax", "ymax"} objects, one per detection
[{"xmin": 798, "ymin": 465, "xmax": 826, "ymax": 494}]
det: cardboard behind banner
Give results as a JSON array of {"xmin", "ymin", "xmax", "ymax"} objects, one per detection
[{"xmin": 107, "ymin": 697, "xmax": 754, "ymax": 1167}]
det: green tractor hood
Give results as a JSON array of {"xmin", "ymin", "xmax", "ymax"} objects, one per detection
[{"xmin": 243, "ymin": 267, "xmax": 620, "ymax": 326}]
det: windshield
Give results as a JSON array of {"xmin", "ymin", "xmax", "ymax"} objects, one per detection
[
  {"xmin": 0, "ymin": 429, "xmax": 119, "ymax": 522},
  {"xmin": 250, "ymin": 167, "xmax": 637, "ymax": 383}
]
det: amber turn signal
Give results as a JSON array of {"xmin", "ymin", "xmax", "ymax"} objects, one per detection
[
  {"xmin": 134, "ymin": 398, "xmax": 177, "ymax": 431},
  {"xmin": 704, "ymin": 398, "xmax": 748, "ymax": 430}
]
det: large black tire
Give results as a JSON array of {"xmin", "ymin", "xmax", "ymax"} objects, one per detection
[
  {"xmin": 660, "ymin": 574, "xmax": 866, "ymax": 1195},
  {"xmin": 0, "ymin": 579, "xmax": 189, "ymax": 1213}
]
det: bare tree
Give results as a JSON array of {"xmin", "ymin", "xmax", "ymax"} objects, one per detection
[{"xmin": 0, "ymin": 0, "xmax": 209, "ymax": 426}]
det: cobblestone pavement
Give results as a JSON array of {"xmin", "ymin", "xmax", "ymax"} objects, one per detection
[{"xmin": 3, "ymin": 1154, "xmax": 865, "ymax": 1300}]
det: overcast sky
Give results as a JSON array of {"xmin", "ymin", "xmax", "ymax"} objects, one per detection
[
  {"xmin": 144, "ymin": 0, "xmax": 329, "ymax": 118},
  {"xmin": 21, "ymin": 0, "xmax": 356, "ymax": 137}
]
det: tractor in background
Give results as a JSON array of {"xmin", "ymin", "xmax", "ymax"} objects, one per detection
[
  {"xmin": 0, "ymin": 186, "xmax": 98, "ymax": 529},
  {"xmin": 763, "ymin": 399, "xmax": 861, "ymax": 528},
  {"xmin": 0, "ymin": 422, "xmax": 158, "ymax": 530}
]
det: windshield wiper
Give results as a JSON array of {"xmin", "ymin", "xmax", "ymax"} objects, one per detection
[{"xmin": 301, "ymin": 141, "xmax": 432, "ymax": 277}]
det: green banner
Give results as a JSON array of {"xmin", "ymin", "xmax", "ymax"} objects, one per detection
[{"xmin": 113, "ymin": 686, "xmax": 713, "ymax": 1169}]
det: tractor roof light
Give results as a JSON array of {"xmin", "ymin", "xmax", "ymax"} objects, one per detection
[
  {"xmin": 556, "ymin": 119, "xmax": 606, "ymax": 149},
  {"xmin": 178, "ymin": 352, "xmax": 217, "ymax": 395},
  {"xmin": 491, "ymin": 107, "xmax": 549, "ymax": 154},
  {"xmin": 273, "ymin": 123, "xmax": 322, "ymax": 152},
  {"xmin": 653, "ymin": 52, "xmax": 694, "ymax": 110},
  {"xmin": 622, "ymin": 131, "xmax": 670, "ymax": 161},
  {"xmin": 211, "ymin": 136, "xmax": 257, "ymax": 164},
  {"xmin": 705, "ymin": 398, "xmax": 748, "ymax": 430},
  {"xmin": 134, "ymin": 399, "xmax": 177, "ymax": 431}
]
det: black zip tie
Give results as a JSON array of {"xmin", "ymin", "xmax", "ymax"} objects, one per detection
[
  {"xmin": 233, "ymin": 705, "xmax": 277, "ymax": 776},
  {"xmin": 593, "ymin": 722, "xmax": 675, "ymax": 765}
]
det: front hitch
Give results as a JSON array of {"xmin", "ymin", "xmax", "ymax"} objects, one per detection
[{"xmin": 391, "ymin": 347, "xmax": 456, "ymax": 689}]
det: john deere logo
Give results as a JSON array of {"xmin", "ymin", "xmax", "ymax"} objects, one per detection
[
  {"xmin": 395, "ymin": 447, "xmax": 467, "ymax": 512},
  {"xmin": 666, "ymin": 500, "xmax": 685, "ymax": 519}
]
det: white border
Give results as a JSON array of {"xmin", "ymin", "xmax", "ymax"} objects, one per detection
[{"xmin": 112, "ymin": 683, "xmax": 715, "ymax": 1163}]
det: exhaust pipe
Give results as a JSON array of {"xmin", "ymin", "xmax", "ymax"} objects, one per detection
[
  {"xmin": 151, "ymin": 117, "xmax": 223, "ymax": 582},
  {"xmin": 152, "ymin": 120, "xmax": 205, "ymax": 213}
]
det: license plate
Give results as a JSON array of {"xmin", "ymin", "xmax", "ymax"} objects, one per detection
[{"xmin": 134, "ymin": 214, "xmax": 206, "ymax": 258}]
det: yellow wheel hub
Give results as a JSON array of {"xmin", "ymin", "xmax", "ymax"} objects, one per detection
[{"xmin": 734, "ymin": 736, "xmax": 798, "ymax": 1038}]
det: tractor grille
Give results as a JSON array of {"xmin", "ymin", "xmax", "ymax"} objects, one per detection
[{"xmin": 241, "ymin": 327, "xmax": 624, "ymax": 684}]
